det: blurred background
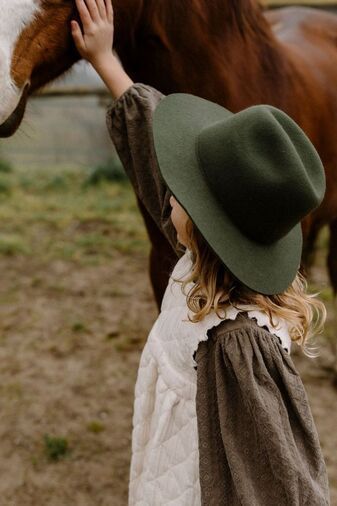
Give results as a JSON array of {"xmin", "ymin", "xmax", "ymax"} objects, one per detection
[
  {"xmin": 1, "ymin": 62, "xmax": 112, "ymax": 169},
  {"xmin": 0, "ymin": 1, "xmax": 336, "ymax": 505}
]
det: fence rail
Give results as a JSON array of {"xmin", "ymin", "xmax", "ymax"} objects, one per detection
[
  {"xmin": 263, "ymin": 0, "xmax": 337, "ymax": 5},
  {"xmin": 34, "ymin": 87, "xmax": 109, "ymax": 98}
]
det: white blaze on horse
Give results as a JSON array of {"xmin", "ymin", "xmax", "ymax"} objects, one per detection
[
  {"xmin": 1, "ymin": 0, "xmax": 337, "ymax": 311},
  {"xmin": 0, "ymin": 0, "xmax": 79, "ymax": 137},
  {"xmin": 0, "ymin": 0, "xmax": 39, "ymax": 125}
]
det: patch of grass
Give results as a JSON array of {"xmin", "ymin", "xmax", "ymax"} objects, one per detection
[
  {"xmin": 43, "ymin": 175, "xmax": 67, "ymax": 191},
  {"xmin": 318, "ymin": 287, "xmax": 334, "ymax": 303},
  {"xmin": 0, "ymin": 234, "xmax": 30, "ymax": 256},
  {"xmin": 44, "ymin": 434, "xmax": 70, "ymax": 462},
  {"xmin": 113, "ymin": 335, "xmax": 144, "ymax": 352},
  {"xmin": 106, "ymin": 330, "xmax": 120, "ymax": 340},
  {"xmin": 31, "ymin": 456, "xmax": 39, "ymax": 468},
  {"xmin": 0, "ymin": 165, "xmax": 148, "ymax": 262},
  {"xmin": 112, "ymin": 238, "xmax": 147, "ymax": 254},
  {"xmin": 85, "ymin": 157, "xmax": 127, "ymax": 186},
  {"xmin": 0, "ymin": 178, "xmax": 11, "ymax": 194},
  {"xmin": 71, "ymin": 321, "xmax": 87, "ymax": 333},
  {"xmin": 52, "ymin": 243, "xmax": 78, "ymax": 261},
  {"xmin": 0, "ymin": 382, "xmax": 23, "ymax": 400},
  {"xmin": 74, "ymin": 232, "xmax": 113, "ymax": 256},
  {"xmin": 87, "ymin": 421, "xmax": 105, "ymax": 434},
  {"xmin": 0, "ymin": 159, "xmax": 12, "ymax": 173},
  {"xmin": 31, "ymin": 277, "xmax": 43, "ymax": 288}
]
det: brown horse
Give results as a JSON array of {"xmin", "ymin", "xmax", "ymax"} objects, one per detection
[{"xmin": 1, "ymin": 0, "xmax": 337, "ymax": 308}]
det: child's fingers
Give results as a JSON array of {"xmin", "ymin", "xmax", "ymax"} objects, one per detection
[
  {"xmin": 71, "ymin": 20, "xmax": 85, "ymax": 52},
  {"xmin": 96, "ymin": 0, "xmax": 107, "ymax": 19},
  {"xmin": 105, "ymin": 0, "xmax": 113, "ymax": 22},
  {"xmin": 83, "ymin": 0, "xmax": 100, "ymax": 23},
  {"xmin": 74, "ymin": 0, "xmax": 92, "ymax": 31}
]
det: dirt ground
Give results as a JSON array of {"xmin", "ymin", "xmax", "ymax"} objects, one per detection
[
  {"xmin": 0, "ymin": 250, "xmax": 336, "ymax": 505},
  {"xmin": 0, "ymin": 169, "xmax": 336, "ymax": 505}
]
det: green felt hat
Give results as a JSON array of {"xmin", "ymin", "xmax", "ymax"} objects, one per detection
[{"xmin": 152, "ymin": 94, "xmax": 325, "ymax": 295}]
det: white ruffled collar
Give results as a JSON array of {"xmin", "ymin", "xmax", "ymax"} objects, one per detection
[
  {"xmin": 215, "ymin": 304, "xmax": 292, "ymax": 353},
  {"xmin": 161, "ymin": 250, "xmax": 292, "ymax": 354}
]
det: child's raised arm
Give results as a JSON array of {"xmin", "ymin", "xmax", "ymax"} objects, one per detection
[
  {"xmin": 71, "ymin": 0, "xmax": 133, "ymax": 99},
  {"xmin": 71, "ymin": 0, "xmax": 179, "ymax": 254}
]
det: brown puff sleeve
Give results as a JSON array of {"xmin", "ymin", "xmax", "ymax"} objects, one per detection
[
  {"xmin": 105, "ymin": 83, "xmax": 178, "ymax": 251},
  {"xmin": 195, "ymin": 314, "xmax": 330, "ymax": 505}
]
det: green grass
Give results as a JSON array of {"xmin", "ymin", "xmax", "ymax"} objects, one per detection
[
  {"xmin": 87, "ymin": 421, "xmax": 105, "ymax": 434},
  {"xmin": 0, "ymin": 163, "xmax": 149, "ymax": 263},
  {"xmin": 44, "ymin": 434, "xmax": 70, "ymax": 462},
  {"xmin": 84, "ymin": 157, "xmax": 127, "ymax": 185},
  {"xmin": 71, "ymin": 321, "xmax": 88, "ymax": 333},
  {"xmin": 0, "ymin": 159, "xmax": 13, "ymax": 173},
  {"xmin": 0, "ymin": 234, "xmax": 30, "ymax": 256}
]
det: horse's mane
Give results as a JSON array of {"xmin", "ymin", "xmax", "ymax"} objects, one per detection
[
  {"xmin": 210, "ymin": 0, "xmax": 274, "ymax": 42},
  {"xmin": 144, "ymin": 0, "xmax": 273, "ymax": 43}
]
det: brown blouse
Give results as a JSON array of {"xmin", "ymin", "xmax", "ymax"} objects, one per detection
[{"xmin": 106, "ymin": 83, "xmax": 330, "ymax": 505}]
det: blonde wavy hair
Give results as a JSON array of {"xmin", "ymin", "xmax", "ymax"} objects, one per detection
[{"xmin": 177, "ymin": 220, "xmax": 326, "ymax": 357}]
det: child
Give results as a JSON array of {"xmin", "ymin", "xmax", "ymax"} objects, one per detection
[{"xmin": 71, "ymin": 1, "xmax": 330, "ymax": 504}]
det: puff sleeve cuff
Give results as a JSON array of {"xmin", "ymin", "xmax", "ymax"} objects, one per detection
[
  {"xmin": 106, "ymin": 83, "xmax": 178, "ymax": 251},
  {"xmin": 195, "ymin": 316, "xmax": 330, "ymax": 505}
]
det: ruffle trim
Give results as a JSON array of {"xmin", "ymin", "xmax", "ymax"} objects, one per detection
[{"xmin": 181, "ymin": 305, "xmax": 291, "ymax": 371}]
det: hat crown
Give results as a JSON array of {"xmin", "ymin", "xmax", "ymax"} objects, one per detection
[
  {"xmin": 153, "ymin": 92, "xmax": 326, "ymax": 294},
  {"xmin": 197, "ymin": 106, "xmax": 325, "ymax": 244}
]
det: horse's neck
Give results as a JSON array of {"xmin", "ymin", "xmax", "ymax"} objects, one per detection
[{"xmin": 115, "ymin": 0, "xmax": 290, "ymax": 108}]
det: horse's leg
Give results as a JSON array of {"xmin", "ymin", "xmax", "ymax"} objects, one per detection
[
  {"xmin": 302, "ymin": 218, "xmax": 321, "ymax": 275},
  {"xmin": 327, "ymin": 218, "xmax": 337, "ymax": 377},
  {"xmin": 137, "ymin": 199, "xmax": 177, "ymax": 309},
  {"xmin": 327, "ymin": 218, "xmax": 337, "ymax": 298}
]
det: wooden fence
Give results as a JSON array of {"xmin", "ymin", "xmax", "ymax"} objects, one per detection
[
  {"xmin": 264, "ymin": 0, "xmax": 337, "ymax": 6},
  {"xmin": 1, "ymin": 90, "xmax": 114, "ymax": 170}
]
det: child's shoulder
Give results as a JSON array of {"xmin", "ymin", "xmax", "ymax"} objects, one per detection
[
  {"xmin": 208, "ymin": 311, "xmax": 292, "ymax": 358},
  {"xmin": 196, "ymin": 311, "xmax": 298, "ymax": 377},
  {"xmin": 216, "ymin": 311, "xmax": 260, "ymax": 334}
]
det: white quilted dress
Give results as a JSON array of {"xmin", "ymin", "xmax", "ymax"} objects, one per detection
[{"xmin": 128, "ymin": 250, "xmax": 292, "ymax": 505}]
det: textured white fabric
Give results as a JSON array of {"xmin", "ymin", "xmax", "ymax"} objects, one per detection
[{"xmin": 128, "ymin": 251, "xmax": 292, "ymax": 505}]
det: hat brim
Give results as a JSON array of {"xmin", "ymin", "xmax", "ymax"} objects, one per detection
[{"xmin": 153, "ymin": 93, "xmax": 302, "ymax": 295}]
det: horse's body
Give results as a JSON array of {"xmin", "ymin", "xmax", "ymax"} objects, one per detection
[{"xmin": 1, "ymin": 0, "xmax": 337, "ymax": 306}]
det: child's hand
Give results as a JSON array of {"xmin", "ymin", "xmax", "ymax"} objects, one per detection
[
  {"xmin": 72, "ymin": 0, "xmax": 133, "ymax": 98},
  {"xmin": 71, "ymin": 0, "xmax": 114, "ymax": 69}
]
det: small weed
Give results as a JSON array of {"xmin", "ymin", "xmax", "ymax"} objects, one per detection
[
  {"xmin": 18, "ymin": 175, "xmax": 34, "ymax": 190},
  {"xmin": 74, "ymin": 233, "xmax": 114, "ymax": 257},
  {"xmin": 318, "ymin": 287, "xmax": 334, "ymax": 303},
  {"xmin": 106, "ymin": 330, "xmax": 120, "ymax": 340},
  {"xmin": 53, "ymin": 243, "xmax": 77, "ymax": 260},
  {"xmin": 0, "ymin": 382, "xmax": 23, "ymax": 400},
  {"xmin": 113, "ymin": 336, "xmax": 143, "ymax": 352},
  {"xmin": 44, "ymin": 175, "xmax": 67, "ymax": 191},
  {"xmin": 0, "ymin": 179, "xmax": 11, "ymax": 194},
  {"xmin": 72, "ymin": 321, "xmax": 87, "ymax": 333},
  {"xmin": 0, "ymin": 235, "xmax": 29, "ymax": 256},
  {"xmin": 87, "ymin": 421, "xmax": 105, "ymax": 434},
  {"xmin": 112, "ymin": 238, "xmax": 146, "ymax": 254},
  {"xmin": 31, "ymin": 277, "xmax": 43, "ymax": 288},
  {"xmin": 0, "ymin": 159, "xmax": 12, "ymax": 173},
  {"xmin": 44, "ymin": 434, "xmax": 70, "ymax": 462},
  {"xmin": 84, "ymin": 157, "xmax": 127, "ymax": 186},
  {"xmin": 31, "ymin": 456, "xmax": 39, "ymax": 468}
]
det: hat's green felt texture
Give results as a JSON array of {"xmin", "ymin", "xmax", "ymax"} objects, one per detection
[{"xmin": 153, "ymin": 94, "xmax": 325, "ymax": 295}]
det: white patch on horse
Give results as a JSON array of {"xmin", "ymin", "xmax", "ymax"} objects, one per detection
[{"xmin": 0, "ymin": 0, "xmax": 40, "ymax": 124}]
